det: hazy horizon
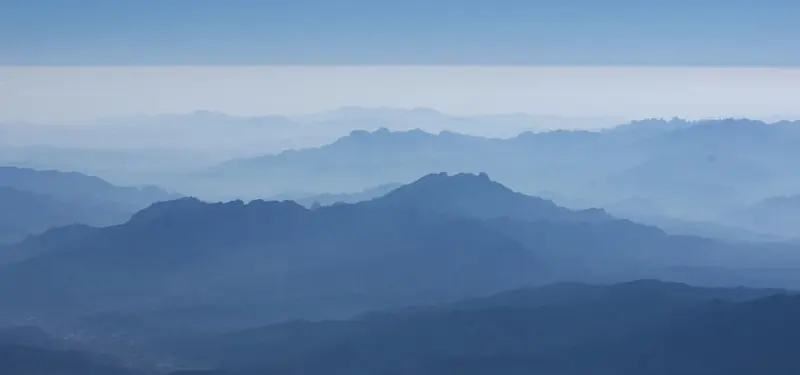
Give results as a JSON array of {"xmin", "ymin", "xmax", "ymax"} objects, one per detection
[
  {"xmin": 3, "ymin": 66, "xmax": 800, "ymax": 125},
  {"xmin": 6, "ymin": 2, "xmax": 800, "ymax": 374}
]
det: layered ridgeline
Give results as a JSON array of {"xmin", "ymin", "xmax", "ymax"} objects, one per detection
[
  {"xmin": 0, "ymin": 326, "xmax": 142, "ymax": 375},
  {"xmin": 724, "ymin": 194, "xmax": 800, "ymax": 239},
  {"xmin": 267, "ymin": 182, "xmax": 403, "ymax": 208},
  {"xmin": 0, "ymin": 345, "xmax": 141, "ymax": 375},
  {"xmin": 0, "ymin": 109, "xmax": 609, "ymax": 193},
  {"xmin": 1, "ymin": 173, "xmax": 799, "ymax": 340},
  {"xmin": 2, "ymin": 173, "xmax": 800, "ymax": 374},
  {"xmin": 0, "ymin": 173, "xmax": 588, "ymax": 329},
  {"xmin": 0, "ymin": 166, "xmax": 178, "ymax": 243},
  {"xmin": 166, "ymin": 280, "xmax": 798, "ymax": 375},
  {"xmin": 1, "ymin": 280, "xmax": 798, "ymax": 375},
  {"xmin": 200, "ymin": 118, "xmax": 800, "ymax": 239}
]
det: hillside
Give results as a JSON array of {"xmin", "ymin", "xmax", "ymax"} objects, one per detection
[
  {"xmin": 160, "ymin": 280, "xmax": 796, "ymax": 375},
  {"xmin": 198, "ymin": 119, "xmax": 800, "ymax": 238},
  {"xmin": 0, "ymin": 166, "xmax": 178, "ymax": 210},
  {"xmin": 2, "ymin": 173, "xmax": 799, "ymax": 341},
  {"xmin": 0, "ymin": 186, "xmax": 128, "ymax": 244},
  {"xmin": 0, "ymin": 175, "xmax": 547, "ymax": 334},
  {"xmin": 0, "ymin": 167, "xmax": 178, "ymax": 243},
  {"xmin": 724, "ymin": 194, "xmax": 800, "ymax": 238},
  {"xmin": 364, "ymin": 172, "xmax": 610, "ymax": 223}
]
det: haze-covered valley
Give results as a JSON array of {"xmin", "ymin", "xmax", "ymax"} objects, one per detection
[
  {"xmin": 0, "ymin": 108, "xmax": 613, "ymax": 185},
  {"xmin": 3, "ymin": 109, "xmax": 800, "ymax": 374},
  {"xmin": 6, "ymin": 0, "xmax": 800, "ymax": 372},
  {"xmin": 5, "ymin": 110, "xmax": 799, "ymax": 240}
]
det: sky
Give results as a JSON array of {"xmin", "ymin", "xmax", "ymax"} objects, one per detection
[
  {"xmin": 1, "ymin": 0, "xmax": 799, "ymax": 124},
  {"xmin": 2, "ymin": 66, "xmax": 800, "ymax": 124},
  {"xmin": 2, "ymin": 0, "xmax": 799, "ymax": 66}
]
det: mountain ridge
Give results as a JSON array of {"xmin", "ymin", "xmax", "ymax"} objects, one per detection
[
  {"xmin": 159, "ymin": 279, "xmax": 796, "ymax": 375},
  {"xmin": 0, "ymin": 166, "xmax": 179, "ymax": 244}
]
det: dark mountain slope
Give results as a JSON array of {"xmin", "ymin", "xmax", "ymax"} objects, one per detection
[
  {"xmin": 546, "ymin": 294, "xmax": 800, "ymax": 375},
  {"xmin": 0, "ymin": 186, "xmax": 127, "ymax": 244},
  {"xmin": 3, "ymin": 172, "xmax": 800, "ymax": 353},
  {"xmin": 0, "ymin": 166, "xmax": 177, "ymax": 210},
  {"xmin": 425, "ymin": 294, "xmax": 800, "ymax": 375},
  {"xmin": 0, "ymin": 166, "xmax": 179, "ymax": 243},
  {"xmin": 0, "ymin": 326, "xmax": 60, "ymax": 349},
  {"xmin": 270, "ymin": 182, "xmax": 403, "ymax": 208},
  {"xmin": 0, "ymin": 326, "xmax": 142, "ymax": 375},
  {"xmin": 0, "ymin": 344, "xmax": 141, "ymax": 375},
  {"xmin": 163, "ymin": 280, "xmax": 791, "ymax": 375},
  {"xmin": 0, "ymin": 194, "xmax": 539, "ymax": 333},
  {"xmin": 364, "ymin": 172, "xmax": 609, "ymax": 223},
  {"xmin": 200, "ymin": 119, "xmax": 800, "ymax": 227},
  {"xmin": 1, "ymin": 172, "xmax": 617, "ymax": 323},
  {"xmin": 203, "ymin": 128, "xmax": 498, "ymax": 195}
]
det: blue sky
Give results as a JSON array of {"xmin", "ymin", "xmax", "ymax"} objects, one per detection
[
  {"xmin": 2, "ymin": 0, "xmax": 799, "ymax": 65},
  {"xmin": 3, "ymin": 1, "xmax": 800, "ymax": 123}
]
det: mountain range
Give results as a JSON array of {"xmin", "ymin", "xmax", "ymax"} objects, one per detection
[
  {"xmin": 0, "ymin": 109, "xmax": 612, "ymax": 186},
  {"xmin": 1, "ymin": 108, "xmax": 612, "ymax": 154},
  {"xmin": 162, "ymin": 280, "xmax": 798, "ymax": 375},
  {"xmin": 267, "ymin": 182, "xmax": 403, "ymax": 208},
  {"xmin": 2, "ymin": 173, "xmax": 800, "ymax": 344},
  {"xmin": 4, "ymin": 114, "xmax": 800, "ymax": 374},
  {"xmin": 0, "ymin": 326, "xmax": 142, "ymax": 375},
  {"xmin": 0, "ymin": 166, "xmax": 178, "ymax": 244},
  {"xmin": 8, "ymin": 115, "xmax": 800, "ymax": 241},
  {"xmin": 195, "ymin": 118, "xmax": 800, "ymax": 239},
  {"xmin": 8, "ymin": 279, "xmax": 799, "ymax": 375},
  {"xmin": 724, "ymin": 194, "xmax": 800, "ymax": 238},
  {"xmin": 2, "ymin": 171, "xmax": 800, "ymax": 373}
]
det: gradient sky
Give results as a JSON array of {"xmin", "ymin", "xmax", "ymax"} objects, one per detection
[
  {"xmin": 3, "ymin": 66, "xmax": 800, "ymax": 124},
  {"xmin": 2, "ymin": 0, "xmax": 799, "ymax": 65},
  {"xmin": 2, "ymin": 1, "xmax": 799, "ymax": 124}
]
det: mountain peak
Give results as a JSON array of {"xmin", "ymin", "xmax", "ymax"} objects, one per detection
[
  {"xmin": 369, "ymin": 173, "xmax": 610, "ymax": 223},
  {"xmin": 393, "ymin": 172, "xmax": 509, "ymax": 200},
  {"xmin": 127, "ymin": 197, "xmax": 207, "ymax": 223},
  {"xmin": 415, "ymin": 171, "xmax": 492, "ymax": 183},
  {"xmin": 128, "ymin": 197, "xmax": 308, "ymax": 226}
]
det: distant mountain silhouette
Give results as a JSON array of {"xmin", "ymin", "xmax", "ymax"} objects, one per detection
[
  {"xmin": 0, "ymin": 167, "xmax": 178, "ymax": 243},
  {"xmin": 0, "ymin": 166, "xmax": 178, "ymax": 210},
  {"xmin": 604, "ymin": 196, "xmax": 781, "ymax": 242},
  {"xmin": 3, "ymin": 115, "xmax": 800, "ymax": 374},
  {"xmin": 293, "ymin": 107, "xmax": 610, "ymax": 137},
  {"xmin": 0, "ymin": 326, "xmax": 141, "ymax": 375},
  {"xmin": 0, "ymin": 176, "xmax": 548, "ymax": 334},
  {"xmin": 202, "ymin": 128, "xmax": 500, "ymax": 196},
  {"xmin": 201, "ymin": 118, "xmax": 800, "ymax": 236},
  {"xmin": 724, "ymin": 194, "xmax": 800, "ymax": 238},
  {"xmin": 269, "ymin": 182, "xmax": 403, "ymax": 208},
  {"xmin": 365, "ymin": 172, "xmax": 610, "ymax": 223},
  {"xmin": 162, "ymin": 280, "xmax": 795, "ymax": 375},
  {"xmin": 594, "ymin": 152, "xmax": 770, "ymax": 218},
  {"xmin": 3, "ymin": 172, "xmax": 800, "ymax": 347},
  {"xmin": 0, "ymin": 344, "xmax": 140, "ymax": 375},
  {"xmin": 0, "ymin": 326, "xmax": 60, "ymax": 349},
  {"xmin": 600, "ymin": 117, "xmax": 693, "ymax": 140},
  {"xmin": 0, "ymin": 186, "xmax": 127, "ymax": 244}
]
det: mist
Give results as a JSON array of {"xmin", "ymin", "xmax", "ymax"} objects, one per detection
[
  {"xmin": 6, "ymin": 0, "xmax": 800, "ymax": 373},
  {"xmin": 3, "ymin": 65, "xmax": 800, "ymax": 186},
  {"xmin": 3, "ymin": 66, "xmax": 800, "ymax": 125}
]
